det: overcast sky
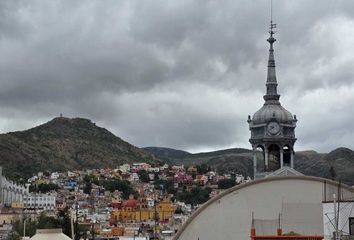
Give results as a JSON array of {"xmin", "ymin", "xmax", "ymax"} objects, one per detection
[{"xmin": 0, "ymin": 0, "xmax": 354, "ymax": 153}]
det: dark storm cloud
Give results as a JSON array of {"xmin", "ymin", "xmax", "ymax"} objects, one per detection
[{"xmin": 0, "ymin": 0, "xmax": 354, "ymax": 152}]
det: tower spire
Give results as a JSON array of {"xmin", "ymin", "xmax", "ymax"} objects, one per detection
[
  {"xmin": 248, "ymin": 0, "xmax": 298, "ymax": 180},
  {"xmin": 263, "ymin": 1, "xmax": 280, "ymax": 103}
]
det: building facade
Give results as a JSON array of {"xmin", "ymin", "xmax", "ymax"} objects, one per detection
[
  {"xmin": 24, "ymin": 193, "xmax": 56, "ymax": 212},
  {"xmin": 0, "ymin": 167, "xmax": 29, "ymax": 206},
  {"xmin": 247, "ymin": 22, "xmax": 297, "ymax": 179},
  {"xmin": 111, "ymin": 195, "xmax": 176, "ymax": 223}
]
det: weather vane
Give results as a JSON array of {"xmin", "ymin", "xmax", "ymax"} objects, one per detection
[{"xmin": 269, "ymin": 0, "xmax": 276, "ymax": 37}]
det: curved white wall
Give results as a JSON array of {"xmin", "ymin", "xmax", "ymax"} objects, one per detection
[{"xmin": 175, "ymin": 176, "xmax": 354, "ymax": 240}]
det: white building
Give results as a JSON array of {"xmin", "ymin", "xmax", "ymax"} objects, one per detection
[
  {"xmin": 24, "ymin": 193, "xmax": 56, "ymax": 212},
  {"xmin": 131, "ymin": 163, "xmax": 151, "ymax": 171},
  {"xmin": 27, "ymin": 176, "xmax": 38, "ymax": 183},
  {"xmin": 130, "ymin": 172, "xmax": 139, "ymax": 182},
  {"xmin": 50, "ymin": 172, "xmax": 60, "ymax": 180},
  {"xmin": 148, "ymin": 167, "xmax": 160, "ymax": 173},
  {"xmin": 119, "ymin": 164, "xmax": 131, "ymax": 173},
  {"xmin": 323, "ymin": 200, "xmax": 354, "ymax": 239},
  {"xmin": 0, "ymin": 167, "xmax": 29, "ymax": 206},
  {"xmin": 235, "ymin": 174, "xmax": 245, "ymax": 184},
  {"xmin": 67, "ymin": 171, "xmax": 76, "ymax": 178},
  {"xmin": 172, "ymin": 165, "xmax": 185, "ymax": 172},
  {"xmin": 37, "ymin": 172, "xmax": 43, "ymax": 178}
]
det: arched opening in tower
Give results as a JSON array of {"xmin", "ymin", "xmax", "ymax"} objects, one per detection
[
  {"xmin": 255, "ymin": 145, "xmax": 265, "ymax": 172},
  {"xmin": 268, "ymin": 144, "xmax": 280, "ymax": 171},
  {"xmin": 283, "ymin": 145, "xmax": 291, "ymax": 167}
]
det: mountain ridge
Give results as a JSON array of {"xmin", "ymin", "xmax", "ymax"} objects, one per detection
[
  {"xmin": 143, "ymin": 146, "xmax": 354, "ymax": 185},
  {"xmin": 1, "ymin": 117, "xmax": 353, "ymax": 186}
]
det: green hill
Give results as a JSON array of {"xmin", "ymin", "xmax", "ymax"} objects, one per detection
[
  {"xmin": 1, "ymin": 117, "xmax": 353, "ymax": 185},
  {"xmin": 0, "ymin": 117, "xmax": 159, "ymax": 180}
]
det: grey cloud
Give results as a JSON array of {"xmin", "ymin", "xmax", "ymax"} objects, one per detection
[{"xmin": 0, "ymin": 0, "xmax": 353, "ymax": 152}]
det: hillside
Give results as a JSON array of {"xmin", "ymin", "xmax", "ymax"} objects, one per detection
[
  {"xmin": 143, "ymin": 147, "xmax": 191, "ymax": 164},
  {"xmin": 0, "ymin": 117, "xmax": 159, "ymax": 180},
  {"xmin": 1, "ymin": 117, "xmax": 353, "ymax": 185},
  {"xmin": 144, "ymin": 147, "xmax": 354, "ymax": 185},
  {"xmin": 144, "ymin": 147, "xmax": 253, "ymax": 176}
]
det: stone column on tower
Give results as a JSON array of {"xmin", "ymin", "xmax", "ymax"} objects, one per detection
[
  {"xmin": 264, "ymin": 149, "xmax": 269, "ymax": 171},
  {"xmin": 280, "ymin": 149, "xmax": 284, "ymax": 168},
  {"xmin": 253, "ymin": 150, "xmax": 257, "ymax": 178},
  {"xmin": 290, "ymin": 151, "xmax": 294, "ymax": 168}
]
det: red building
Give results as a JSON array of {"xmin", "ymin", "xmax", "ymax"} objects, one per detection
[{"xmin": 250, "ymin": 223, "xmax": 323, "ymax": 240}]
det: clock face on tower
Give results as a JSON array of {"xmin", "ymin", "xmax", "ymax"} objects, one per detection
[{"xmin": 267, "ymin": 122, "xmax": 280, "ymax": 135}]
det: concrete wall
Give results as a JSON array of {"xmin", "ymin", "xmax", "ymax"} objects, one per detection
[{"xmin": 174, "ymin": 176, "xmax": 354, "ymax": 240}]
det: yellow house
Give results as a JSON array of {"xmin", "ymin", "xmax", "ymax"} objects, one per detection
[
  {"xmin": 34, "ymin": 179, "xmax": 50, "ymax": 185},
  {"xmin": 111, "ymin": 196, "xmax": 176, "ymax": 223},
  {"xmin": 156, "ymin": 197, "xmax": 176, "ymax": 221},
  {"xmin": 11, "ymin": 202, "xmax": 24, "ymax": 209},
  {"xmin": 187, "ymin": 166, "xmax": 198, "ymax": 174}
]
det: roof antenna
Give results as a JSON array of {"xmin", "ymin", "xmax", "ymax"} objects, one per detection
[
  {"xmin": 271, "ymin": 0, "xmax": 273, "ymax": 23},
  {"xmin": 269, "ymin": 0, "xmax": 277, "ymax": 37}
]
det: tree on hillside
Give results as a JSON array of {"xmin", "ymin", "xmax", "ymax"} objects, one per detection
[
  {"xmin": 218, "ymin": 178, "xmax": 236, "ymax": 189},
  {"xmin": 100, "ymin": 179, "xmax": 137, "ymax": 199},
  {"xmin": 329, "ymin": 166, "xmax": 336, "ymax": 180},
  {"xmin": 154, "ymin": 179, "xmax": 176, "ymax": 195},
  {"xmin": 29, "ymin": 183, "xmax": 60, "ymax": 193},
  {"xmin": 196, "ymin": 163, "xmax": 210, "ymax": 174},
  {"xmin": 137, "ymin": 170, "xmax": 150, "ymax": 183},
  {"xmin": 57, "ymin": 207, "xmax": 75, "ymax": 237},
  {"xmin": 83, "ymin": 175, "xmax": 99, "ymax": 185},
  {"xmin": 176, "ymin": 187, "xmax": 212, "ymax": 206},
  {"xmin": 83, "ymin": 175, "xmax": 100, "ymax": 194},
  {"xmin": 83, "ymin": 181, "xmax": 92, "ymax": 194}
]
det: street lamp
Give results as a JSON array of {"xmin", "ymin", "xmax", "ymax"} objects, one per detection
[
  {"xmin": 154, "ymin": 193, "xmax": 159, "ymax": 240},
  {"xmin": 75, "ymin": 201, "xmax": 79, "ymax": 240},
  {"xmin": 91, "ymin": 218, "xmax": 96, "ymax": 240},
  {"xmin": 23, "ymin": 218, "xmax": 30, "ymax": 239}
]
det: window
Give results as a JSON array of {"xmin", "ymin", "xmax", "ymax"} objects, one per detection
[{"xmin": 350, "ymin": 217, "xmax": 354, "ymax": 236}]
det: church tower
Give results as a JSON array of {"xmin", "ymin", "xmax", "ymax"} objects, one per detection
[{"xmin": 247, "ymin": 21, "xmax": 298, "ymax": 179}]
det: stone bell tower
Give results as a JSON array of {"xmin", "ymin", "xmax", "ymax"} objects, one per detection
[{"xmin": 247, "ymin": 21, "xmax": 298, "ymax": 179}]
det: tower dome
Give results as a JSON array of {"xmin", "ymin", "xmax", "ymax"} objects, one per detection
[
  {"xmin": 252, "ymin": 104, "xmax": 294, "ymax": 125},
  {"xmin": 124, "ymin": 195, "xmax": 137, "ymax": 208}
]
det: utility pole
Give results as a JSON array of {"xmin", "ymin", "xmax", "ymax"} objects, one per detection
[
  {"xmin": 23, "ymin": 218, "xmax": 28, "ymax": 239},
  {"xmin": 34, "ymin": 184, "xmax": 37, "ymax": 214},
  {"xmin": 333, "ymin": 194, "xmax": 339, "ymax": 240},
  {"xmin": 154, "ymin": 193, "xmax": 158, "ymax": 240},
  {"xmin": 71, "ymin": 209, "xmax": 75, "ymax": 240},
  {"xmin": 75, "ymin": 201, "xmax": 79, "ymax": 240},
  {"xmin": 91, "ymin": 218, "xmax": 95, "ymax": 240}
]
